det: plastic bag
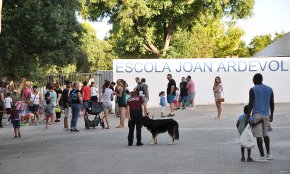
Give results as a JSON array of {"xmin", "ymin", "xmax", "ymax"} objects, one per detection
[{"xmin": 239, "ymin": 124, "xmax": 255, "ymax": 149}]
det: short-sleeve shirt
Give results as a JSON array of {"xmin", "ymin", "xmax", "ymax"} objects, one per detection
[
  {"xmin": 4, "ymin": 97, "xmax": 12, "ymax": 108},
  {"xmin": 49, "ymin": 91, "xmax": 57, "ymax": 107},
  {"xmin": 62, "ymin": 88, "xmax": 70, "ymax": 107},
  {"xmin": 167, "ymin": 79, "xmax": 176, "ymax": 95},
  {"xmin": 82, "ymin": 86, "xmax": 91, "ymax": 101},
  {"xmin": 187, "ymin": 80, "xmax": 195, "ymax": 93},
  {"xmin": 180, "ymin": 82, "xmax": 188, "ymax": 96},
  {"xmin": 127, "ymin": 94, "xmax": 143, "ymax": 110},
  {"xmin": 55, "ymin": 88, "xmax": 63, "ymax": 106},
  {"xmin": 103, "ymin": 88, "xmax": 113, "ymax": 104},
  {"xmin": 90, "ymin": 86, "xmax": 99, "ymax": 97}
]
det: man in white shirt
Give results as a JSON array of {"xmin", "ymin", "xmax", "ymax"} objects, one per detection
[{"xmin": 90, "ymin": 82, "xmax": 99, "ymax": 102}]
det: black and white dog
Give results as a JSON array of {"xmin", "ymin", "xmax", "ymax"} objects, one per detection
[{"xmin": 142, "ymin": 116, "xmax": 179, "ymax": 145}]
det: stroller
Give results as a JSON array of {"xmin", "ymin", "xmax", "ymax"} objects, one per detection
[{"xmin": 83, "ymin": 101, "xmax": 105, "ymax": 129}]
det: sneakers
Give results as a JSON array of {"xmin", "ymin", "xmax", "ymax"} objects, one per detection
[
  {"xmin": 136, "ymin": 142, "xmax": 144, "ymax": 146},
  {"xmin": 266, "ymin": 153, "xmax": 273, "ymax": 160},
  {"xmin": 167, "ymin": 113, "xmax": 175, "ymax": 117},
  {"xmin": 247, "ymin": 157, "xmax": 254, "ymax": 162},
  {"xmin": 70, "ymin": 128, "xmax": 80, "ymax": 132},
  {"xmin": 255, "ymin": 156, "xmax": 268, "ymax": 162},
  {"xmin": 241, "ymin": 157, "xmax": 245, "ymax": 162}
]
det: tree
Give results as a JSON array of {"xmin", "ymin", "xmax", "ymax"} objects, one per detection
[
  {"xmin": 81, "ymin": 0, "xmax": 254, "ymax": 58},
  {"xmin": 0, "ymin": 0, "xmax": 82, "ymax": 80},
  {"xmin": 79, "ymin": 22, "xmax": 115, "ymax": 72},
  {"xmin": 248, "ymin": 34, "xmax": 272, "ymax": 56}
]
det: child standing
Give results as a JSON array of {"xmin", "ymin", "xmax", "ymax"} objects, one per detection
[
  {"xmin": 237, "ymin": 105, "xmax": 263, "ymax": 162},
  {"xmin": 10, "ymin": 106, "xmax": 21, "ymax": 138},
  {"xmin": 44, "ymin": 99, "xmax": 54, "ymax": 128},
  {"xmin": 174, "ymin": 88, "xmax": 180, "ymax": 110},
  {"xmin": 159, "ymin": 91, "xmax": 166, "ymax": 118},
  {"xmin": 5, "ymin": 93, "xmax": 13, "ymax": 122}
]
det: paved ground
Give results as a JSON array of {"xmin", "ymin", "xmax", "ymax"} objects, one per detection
[{"xmin": 0, "ymin": 104, "xmax": 290, "ymax": 174}]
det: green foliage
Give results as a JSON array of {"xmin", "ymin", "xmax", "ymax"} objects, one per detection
[
  {"xmin": 81, "ymin": 0, "xmax": 254, "ymax": 58},
  {"xmin": 79, "ymin": 22, "xmax": 115, "ymax": 72},
  {"xmin": 248, "ymin": 31, "xmax": 286, "ymax": 56},
  {"xmin": 248, "ymin": 34, "xmax": 272, "ymax": 56},
  {"xmin": 0, "ymin": 0, "xmax": 83, "ymax": 80}
]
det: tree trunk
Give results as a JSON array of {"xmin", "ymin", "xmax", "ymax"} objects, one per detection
[
  {"xmin": 163, "ymin": 16, "xmax": 175, "ymax": 57},
  {"xmin": 143, "ymin": 42, "xmax": 161, "ymax": 58}
]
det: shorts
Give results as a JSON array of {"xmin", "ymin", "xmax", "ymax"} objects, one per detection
[
  {"xmin": 102, "ymin": 102, "xmax": 112, "ymax": 112},
  {"xmin": 174, "ymin": 100, "xmax": 179, "ymax": 106},
  {"xmin": 118, "ymin": 102, "xmax": 126, "ymax": 107},
  {"xmin": 188, "ymin": 91, "xmax": 195, "ymax": 101},
  {"xmin": 46, "ymin": 114, "xmax": 53, "ymax": 120},
  {"xmin": 214, "ymin": 92, "xmax": 221, "ymax": 102},
  {"xmin": 252, "ymin": 114, "xmax": 270, "ymax": 137},
  {"xmin": 13, "ymin": 120, "xmax": 20, "ymax": 128},
  {"xmin": 64, "ymin": 107, "xmax": 71, "ymax": 118},
  {"xmin": 167, "ymin": 94, "xmax": 175, "ymax": 104},
  {"xmin": 29, "ymin": 104, "xmax": 40, "ymax": 113},
  {"xmin": 179, "ymin": 96, "xmax": 187, "ymax": 103},
  {"xmin": 160, "ymin": 106, "xmax": 165, "ymax": 112},
  {"xmin": 6, "ymin": 108, "xmax": 12, "ymax": 115},
  {"xmin": 142, "ymin": 97, "xmax": 149, "ymax": 104}
]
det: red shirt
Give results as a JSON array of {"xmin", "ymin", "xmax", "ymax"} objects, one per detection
[
  {"xmin": 127, "ymin": 93, "xmax": 143, "ymax": 110},
  {"xmin": 81, "ymin": 86, "xmax": 91, "ymax": 101}
]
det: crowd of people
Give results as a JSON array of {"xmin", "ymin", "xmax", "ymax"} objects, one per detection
[{"xmin": 0, "ymin": 73, "xmax": 275, "ymax": 162}]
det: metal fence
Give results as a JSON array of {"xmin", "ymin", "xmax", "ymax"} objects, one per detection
[{"xmin": 46, "ymin": 71, "xmax": 113, "ymax": 91}]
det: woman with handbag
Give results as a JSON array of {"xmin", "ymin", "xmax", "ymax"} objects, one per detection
[{"xmin": 213, "ymin": 76, "xmax": 224, "ymax": 119}]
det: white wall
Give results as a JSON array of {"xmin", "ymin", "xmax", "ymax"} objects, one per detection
[{"xmin": 113, "ymin": 57, "xmax": 290, "ymax": 107}]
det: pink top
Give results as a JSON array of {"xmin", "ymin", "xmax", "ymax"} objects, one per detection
[
  {"xmin": 24, "ymin": 88, "xmax": 31, "ymax": 99},
  {"xmin": 187, "ymin": 80, "xmax": 195, "ymax": 93},
  {"xmin": 15, "ymin": 101, "xmax": 23, "ymax": 110}
]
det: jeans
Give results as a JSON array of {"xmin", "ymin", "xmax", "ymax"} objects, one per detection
[
  {"xmin": 71, "ymin": 104, "xmax": 81, "ymax": 129},
  {"xmin": 128, "ymin": 109, "xmax": 142, "ymax": 144}
]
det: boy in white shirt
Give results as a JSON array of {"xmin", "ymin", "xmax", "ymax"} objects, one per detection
[{"xmin": 5, "ymin": 93, "xmax": 13, "ymax": 123}]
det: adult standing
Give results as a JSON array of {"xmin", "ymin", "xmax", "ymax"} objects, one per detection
[
  {"xmin": 166, "ymin": 74, "xmax": 176, "ymax": 117},
  {"xmin": 55, "ymin": 83, "xmax": 63, "ymax": 123},
  {"xmin": 48, "ymin": 85, "xmax": 57, "ymax": 122},
  {"xmin": 213, "ymin": 76, "xmax": 223, "ymax": 119},
  {"xmin": 179, "ymin": 77, "xmax": 188, "ymax": 110},
  {"xmin": 90, "ymin": 82, "xmax": 99, "ymax": 102},
  {"xmin": 134, "ymin": 77, "xmax": 141, "ymax": 90},
  {"xmin": 62, "ymin": 81, "xmax": 71, "ymax": 130},
  {"xmin": 116, "ymin": 79, "xmax": 127, "ymax": 128},
  {"xmin": 101, "ymin": 81, "xmax": 113, "ymax": 129},
  {"xmin": 28, "ymin": 85, "xmax": 42, "ymax": 123},
  {"xmin": 186, "ymin": 75, "xmax": 196, "ymax": 110},
  {"xmin": 247, "ymin": 73, "xmax": 274, "ymax": 161},
  {"xmin": 127, "ymin": 91, "xmax": 144, "ymax": 146},
  {"xmin": 137, "ymin": 78, "xmax": 149, "ymax": 116},
  {"xmin": 81, "ymin": 81, "xmax": 90, "ymax": 115},
  {"xmin": 69, "ymin": 82, "xmax": 82, "ymax": 132},
  {"xmin": 0, "ymin": 82, "xmax": 5, "ymax": 128}
]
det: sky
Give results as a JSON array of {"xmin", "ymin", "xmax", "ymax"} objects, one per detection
[{"xmin": 89, "ymin": 0, "xmax": 290, "ymax": 45}]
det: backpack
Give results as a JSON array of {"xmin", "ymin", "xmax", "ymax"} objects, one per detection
[
  {"xmin": 70, "ymin": 89, "xmax": 78, "ymax": 101},
  {"xmin": 137, "ymin": 84, "xmax": 146, "ymax": 97}
]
